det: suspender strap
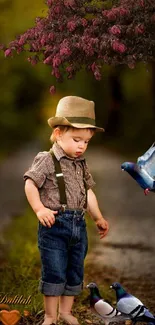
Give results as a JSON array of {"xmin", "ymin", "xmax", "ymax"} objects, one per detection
[
  {"xmin": 50, "ymin": 150, "xmax": 67, "ymax": 206},
  {"xmin": 81, "ymin": 160, "xmax": 88, "ymax": 210},
  {"xmin": 83, "ymin": 179, "xmax": 87, "ymax": 209},
  {"xmin": 50, "ymin": 149, "xmax": 87, "ymax": 210}
]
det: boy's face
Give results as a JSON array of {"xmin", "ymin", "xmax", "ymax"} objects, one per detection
[{"xmin": 57, "ymin": 128, "xmax": 94, "ymax": 158}]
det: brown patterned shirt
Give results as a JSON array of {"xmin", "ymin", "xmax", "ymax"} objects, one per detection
[{"xmin": 23, "ymin": 142, "xmax": 95, "ymax": 210}]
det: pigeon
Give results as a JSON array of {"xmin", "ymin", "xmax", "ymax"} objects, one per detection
[
  {"xmin": 86, "ymin": 282, "xmax": 130, "ymax": 325},
  {"xmin": 121, "ymin": 142, "xmax": 155, "ymax": 195},
  {"xmin": 110, "ymin": 282, "xmax": 155, "ymax": 324}
]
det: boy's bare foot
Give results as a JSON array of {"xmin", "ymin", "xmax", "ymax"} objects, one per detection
[
  {"xmin": 58, "ymin": 312, "xmax": 80, "ymax": 325},
  {"xmin": 42, "ymin": 316, "xmax": 57, "ymax": 325}
]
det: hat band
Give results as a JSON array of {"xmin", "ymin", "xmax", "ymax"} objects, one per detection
[{"xmin": 65, "ymin": 117, "xmax": 96, "ymax": 126}]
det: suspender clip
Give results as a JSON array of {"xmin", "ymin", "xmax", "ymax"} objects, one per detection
[
  {"xmin": 60, "ymin": 204, "xmax": 67, "ymax": 212},
  {"xmin": 56, "ymin": 173, "xmax": 63, "ymax": 177}
]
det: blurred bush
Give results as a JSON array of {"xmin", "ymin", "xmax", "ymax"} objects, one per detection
[{"xmin": 0, "ymin": 0, "xmax": 50, "ymax": 155}]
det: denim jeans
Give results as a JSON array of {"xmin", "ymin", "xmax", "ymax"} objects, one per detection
[{"xmin": 38, "ymin": 209, "xmax": 88, "ymax": 296}]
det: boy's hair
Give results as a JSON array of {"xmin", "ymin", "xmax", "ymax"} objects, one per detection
[
  {"xmin": 50, "ymin": 126, "xmax": 70, "ymax": 143},
  {"xmin": 50, "ymin": 126, "xmax": 95, "ymax": 143}
]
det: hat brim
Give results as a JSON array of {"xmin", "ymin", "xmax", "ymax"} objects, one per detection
[{"xmin": 48, "ymin": 117, "xmax": 104, "ymax": 132}]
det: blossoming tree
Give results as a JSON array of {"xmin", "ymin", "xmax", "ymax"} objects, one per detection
[{"xmin": 2, "ymin": 0, "xmax": 155, "ymax": 93}]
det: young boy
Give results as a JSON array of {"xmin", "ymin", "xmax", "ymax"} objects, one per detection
[{"xmin": 24, "ymin": 96, "xmax": 109, "ymax": 325}]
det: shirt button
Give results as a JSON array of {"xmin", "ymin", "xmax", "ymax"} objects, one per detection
[{"xmin": 77, "ymin": 171, "xmax": 80, "ymax": 174}]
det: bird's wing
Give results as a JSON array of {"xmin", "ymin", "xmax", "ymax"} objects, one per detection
[
  {"xmin": 139, "ymin": 152, "xmax": 155, "ymax": 179},
  {"xmin": 117, "ymin": 296, "xmax": 143, "ymax": 315},
  {"xmin": 137, "ymin": 143, "xmax": 155, "ymax": 165},
  {"xmin": 137, "ymin": 143, "xmax": 155, "ymax": 178},
  {"xmin": 95, "ymin": 300, "xmax": 120, "ymax": 319}
]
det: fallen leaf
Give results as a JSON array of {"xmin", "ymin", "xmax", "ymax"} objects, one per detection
[
  {"xmin": 125, "ymin": 321, "xmax": 132, "ymax": 325},
  {"xmin": 23, "ymin": 310, "xmax": 30, "ymax": 317},
  {"xmin": 85, "ymin": 319, "xmax": 92, "ymax": 324}
]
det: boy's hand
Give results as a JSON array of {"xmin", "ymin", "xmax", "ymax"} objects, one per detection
[
  {"xmin": 36, "ymin": 207, "xmax": 58, "ymax": 227},
  {"xmin": 95, "ymin": 218, "xmax": 109, "ymax": 239}
]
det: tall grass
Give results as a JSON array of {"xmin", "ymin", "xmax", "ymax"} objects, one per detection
[{"xmin": 0, "ymin": 207, "xmax": 43, "ymax": 315}]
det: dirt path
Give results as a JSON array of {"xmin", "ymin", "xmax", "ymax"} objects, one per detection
[{"xmin": 85, "ymin": 147, "xmax": 155, "ymax": 309}]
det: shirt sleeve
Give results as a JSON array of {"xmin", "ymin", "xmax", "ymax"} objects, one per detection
[
  {"xmin": 83, "ymin": 160, "xmax": 96, "ymax": 190},
  {"xmin": 23, "ymin": 151, "xmax": 52, "ymax": 188}
]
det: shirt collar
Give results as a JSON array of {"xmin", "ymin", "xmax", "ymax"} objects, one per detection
[{"xmin": 52, "ymin": 142, "xmax": 85, "ymax": 162}]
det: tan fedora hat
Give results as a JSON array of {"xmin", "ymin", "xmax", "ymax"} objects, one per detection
[{"xmin": 48, "ymin": 96, "xmax": 104, "ymax": 132}]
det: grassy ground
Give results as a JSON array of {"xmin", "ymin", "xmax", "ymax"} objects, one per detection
[{"xmin": 0, "ymin": 207, "xmax": 113, "ymax": 325}]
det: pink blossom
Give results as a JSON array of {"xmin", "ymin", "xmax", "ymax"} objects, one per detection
[
  {"xmin": 48, "ymin": 33, "xmax": 55, "ymax": 41},
  {"xmin": 91, "ymin": 62, "xmax": 97, "ymax": 73},
  {"xmin": 103, "ymin": 10, "xmax": 116, "ymax": 21},
  {"xmin": 53, "ymin": 5, "xmax": 62, "ymax": 14},
  {"xmin": 87, "ymin": 47, "xmax": 94, "ymax": 56},
  {"xmin": 81, "ymin": 36, "xmax": 98, "ymax": 56},
  {"xmin": 64, "ymin": 0, "xmax": 75, "ymax": 8},
  {"xmin": 35, "ymin": 17, "xmax": 41, "ymax": 24},
  {"xmin": 128, "ymin": 61, "xmax": 135, "ymax": 69},
  {"xmin": 103, "ymin": 7, "xmax": 129, "ymax": 20},
  {"xmin": 106, "ymin": 8, "xmax": 120, "ymax": 20},
  {"xmin": 4, "ymin": 49, "xmax": 12, "ymax": 57},
  {"xmin": 135, "ymin": 24, "xmax": 145, "ymax": 35},
  {"xmin": 67, "ymin": 21, "xmax": 76, "ymax": 32},
  {"xmin": 60, "ymin": 46, "xmax": 71, "ymax": 56},
  {"xmin": 47, "ymin": 0, "xmax": 53, "ymax": 6},
  {"xmin": 31, "ymin": 42, "xmax": 39, "ymax": 51},
  {"xmin": 66, "ymin": 65, "xmax": 74, "ymax": 79},
  {"xmin": 18, "ymin": 36, "xmax": 26, "ymax": 46},
  {"xmin": 43, "ymin": 56, "xmax": 52, "ymax": 64},
  {"xmin": 109, "ymin": 25, "xmax": 121, "ymax": 35},
  {"xmin": 27, "ymin": 55, "xmax": 39, "ymax": 65},
  {"xmin": 35, "ymin": 17, "xmax": 44, "ymax": 28},
  {"xmin": 55, "ymin": 70, "xmax": 61, "ymax": 79},
  {"xmin": 139, "ymin": 0, "xmax": 144, "ymax": 6},
  {"xmin": 66, "ymin": 65, "xmax": 73, "ymax": 73},
  {"xmin": 119, "ymin": 7, "xmax": 129, "ymax": 16},
  {"xmin": 53, "ymin": 56, "xmax": 61, "ymax": 67},
  {"xmin": 103, "ymin": 55, "xmax": 109, "ymax": 64},
  {"xmin": 67, "ymin": 74, "xmax": 73, "ymax": 79},
  {"xmin": 50, "ymin": 85, "xmax": 56, "ymax": 94},
  {"xmin": 94, "ymin": 70, "xmax": 101, "ymax": 80},
  {"xmin": 112, "ymin": 40, "xmax": 127, "ymax": 53},
  {"xmin": 93, "ymin": 18, "xmax": 101, "ymax": 26},
  {"xmin": 0, "ymin": 44, "xmax": 4, "ymax": 50},
  {"xmin": 75, "ymin": 42, "xmax": 80, "ymax": 49},
  {"xmin": 40, "ymin": 36, "xmax": 46, "ymax": 46},
  {"xmin": 91, "ymin": 63, "xmax": 101, "ymax": 80},
  {"xmin": 80, "ymin": 18, "xmax": 88, "ymax": 27},
  {"xmin": 83, "ymin": 43, "xmax": 94, "ymax": 56},
  {"xmin": 17, "ymin": 47, "xmax": 23, "ymax": 54},
  {"xmin": 52, "ymin": 68, "xmax": 61, "ymax": 79}
]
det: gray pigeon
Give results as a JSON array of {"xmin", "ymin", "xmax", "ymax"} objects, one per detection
[
  {"xmin": 111, "ymin": 282, "xmax": 155, "ymax": 324},
  {"xmin": 121, "ymin": 142, "xmax": 155, "ymax": 195},
  {"xmin": 86, "ymin": 282, "xmax": 130, "ymax": 325}
]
